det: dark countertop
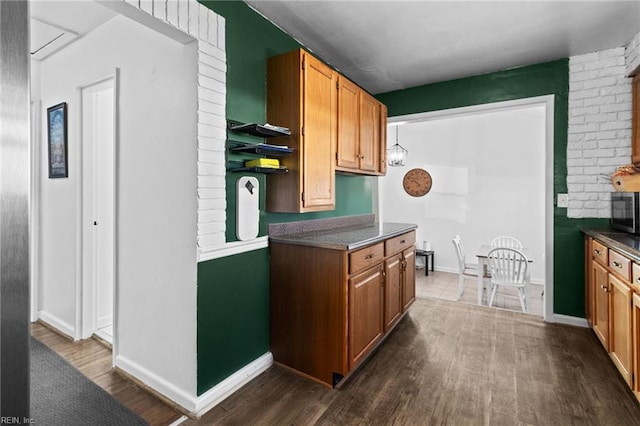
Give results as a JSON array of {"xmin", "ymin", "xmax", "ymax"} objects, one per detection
[
  {"xmin": 269, "ymin": 222, "xmax": 418, "ymax": 251},
  {"xmin": 582, "ymin": 228, "xmax": 640, "ymax": 262}
]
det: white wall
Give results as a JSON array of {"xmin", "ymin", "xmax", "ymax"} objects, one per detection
[
  {"xmin": 381, "ymin": 104, "xmax": 546, "ymax": 283},
  {"xmin": 567, "ymin": 47, "xmax": 631, "ymax": 218},
  {"xmin": 35, "ymin": 14, "xmax": 198, "ymax": 397}
]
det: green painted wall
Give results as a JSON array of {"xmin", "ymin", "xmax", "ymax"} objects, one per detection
[
  {"xmin": 376, "ymin": 60, "xmax": 609, "ymax": 318},
  {"xmin": 196, "ymin": 1, "xmax": 374, "ymax": 395}
]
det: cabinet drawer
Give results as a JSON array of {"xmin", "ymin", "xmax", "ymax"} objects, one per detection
[
  {"xmin": 632, "ymin": 263, "xmax": 640, "ymax": 293},
  {"xmin": 350, "ymin": 243, "xmax": 384, "ymax": 275},
  {"xmin": 385, "ymin": 231, "xmax": 415, "ymax": 256},
  {"xmin": 609, "ymin": 250, "xmax": 631, "ymax": 281},
  {"xmin": 592, "ymin": 240, "xmax": 608, "ymax": 266}
]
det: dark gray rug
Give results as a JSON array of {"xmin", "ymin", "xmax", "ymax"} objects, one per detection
[{"xmin": 30, "ymin": 337, "xmax": 148, "ymax": 425}]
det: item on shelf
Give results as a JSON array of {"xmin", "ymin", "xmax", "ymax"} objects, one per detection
[
  {"xmin": 228, "ymin": 142, "xmax": 293, "ymax": 156},
  {"xmin": 245, "ymin": 158, "xmax": 280, "ymax": 168},
  {"xmin": 228, "ymin": 121, "xmax": 291, "ymax": 137}
]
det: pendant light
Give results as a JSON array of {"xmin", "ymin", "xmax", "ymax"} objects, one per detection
[{"xmin": 387, "ymin": 125, "xmax": 408, "ymax": 167}]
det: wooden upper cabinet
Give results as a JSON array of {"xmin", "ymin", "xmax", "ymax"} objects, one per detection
[
  {"xmin": 359, "ymin": 91, "xmax": 381, "ymax": 172},
  {"xmin": 266, "ymin": 49, "xmax": 336, "ymax": 213},
  {"xmin": 379, "ymin": 104, "xmax": 388, "ymax": 175},
  {"xmin": 633, "ymin": 74, "xmax": 640, "ymax": 165},
  {"xmin": 336, "ymin": 78, "xmax": 387, "ymax": 176},
  {"xmin": 337, "ymin": 76, "xmax": 360, "ymax": 170}
]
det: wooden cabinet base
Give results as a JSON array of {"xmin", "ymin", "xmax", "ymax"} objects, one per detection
[{"xmin": 270, "ymin": 230, "xmax": 416, "ymax": 388}]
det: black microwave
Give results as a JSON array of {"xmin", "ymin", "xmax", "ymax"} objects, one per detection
[{"xmin": 611, "ymin": 192, "xmax": 640, "ymax": 234}]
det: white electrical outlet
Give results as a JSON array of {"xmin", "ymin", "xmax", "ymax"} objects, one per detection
[{"xmin": 557, "ymin": 193, "xmax": 569, "ymax": 208}]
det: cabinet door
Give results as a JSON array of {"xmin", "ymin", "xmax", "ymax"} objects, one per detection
[
  {"xmin": 359, "ymin": 91, "xmax": 380, "ymax": 172},
  {"xmin": 337, "ymin": 77, "xmax": 360, "ymax": 170},
  {"xmin": 349, "ymin": 265, "xmax": 384, "ymax": 369},
  {"xmin": 585, "ymin": 237, "xmax": 593, "ymax": 326},
  {"xmin": 402, "ymin": 248, "xmax": 416, "ymax": 310},
  {"xmin": 592, "ymin": 261, "xmax": 610, "ymax": 349},
  {"xmin": 379, "ymin": 103, "xmax": 387, "ymax": 175},
  {"xmin": 384, "ymin": 253, "xmax": 403, "ymax": 331},
  {"xmin": 609, "ymin": 273, "xmax": 633, "ymax": 386},
  {"xmin": 302, "ymin": 53, "xmax": 336, "ymax": 209},
  {"xmin": 632, "ymin": 74, "xmax": 640, "ymax": 164},
  {"xmin": 633, "ymin": 293, "xmax": 640, "ymax": 401}
]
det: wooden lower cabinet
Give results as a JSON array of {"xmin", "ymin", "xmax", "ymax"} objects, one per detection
[
  {"xmin": 592, "ymin": 260, "xmax": 610, "ymax": 348},
  {"xmin": 585, "ymin": 235, "xmax": 640, "ymax": 402},
  {"xmin": 270, "ymin": 230, "xmax": 416, "ymax": 387},
  {"xmin": 384, "ymin": 253, "xmax": 403, "ymax": 331},
  {"xmin": 402, "ymin": 248, "xmax": 416, "ymax": 309},
  {"xmin": 609, "ymin": 273, "xmax": 633, "ymax": 386},
  {"xmin": 349, "ymin": 265, "xmax": 384, "ymax": 369},
  {"xmin": 633, "ymin": 293, "xmax": 640, "ymax": 400}
]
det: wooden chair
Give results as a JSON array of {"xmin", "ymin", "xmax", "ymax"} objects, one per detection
[
  {"xmin": 452, "ymin": 235, "xmax": 482, "ymax": 300},
  {"xmin": 486, "ymin": 247, "xmax": 529, "ymax": 313},
  {"xmin": 490, "ymin": 235, "xmax": 523, "ymax": 250}
]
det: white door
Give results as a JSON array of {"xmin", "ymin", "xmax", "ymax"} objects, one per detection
[{"xmin": 81, "ymin": 77, "xmax": 115, "ymax": 343}]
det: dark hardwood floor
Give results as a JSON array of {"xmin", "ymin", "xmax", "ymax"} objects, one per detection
[
  {"xmin": 32, "ymin": 295, "xmax": 640, "ymax": 425},
  {"xmin": 188, "ymin": 297, "xmax": 640, "ymax": 425}
]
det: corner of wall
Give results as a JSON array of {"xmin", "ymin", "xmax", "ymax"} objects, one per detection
[{"xmin": 625, "ymin": 30, "xmax": 640, "ymax": 76}]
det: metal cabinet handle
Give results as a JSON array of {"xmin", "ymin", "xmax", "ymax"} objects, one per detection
[
  {"xmin": 365, "ymin": 254, "xmax": 373, "ymax": 260},
  {"xmin": 400, "ymin": 239, "xmax": 406, "ymax": 244},
  {"xmin": 612, "ymin": 261, "xmax": 622, "ymax": 268},
  {"xmin": 600, "ymin": 285, "xmax": 610, "ymax": 293},
  {"xmin": 594, "ymin": 249, "xmax": 601, "ymax": 255}
]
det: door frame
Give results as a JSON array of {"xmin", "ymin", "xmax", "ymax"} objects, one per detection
[
  {"xmin": 75, "ymin": 70, "xmax": 119, "ymax": 357},
  {"xmin": 377, "ymin": 95, "xmax": 555, "ymax": 322}
]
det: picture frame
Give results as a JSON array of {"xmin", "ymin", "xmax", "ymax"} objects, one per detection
[{"xmin": 47, "ymin": 102, "xmax": 68, "ymax": 178}]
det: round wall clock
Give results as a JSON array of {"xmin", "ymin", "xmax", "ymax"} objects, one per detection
[{"xmin": 402, "ymin": 168, "xmax": 432, "ymax": 197}]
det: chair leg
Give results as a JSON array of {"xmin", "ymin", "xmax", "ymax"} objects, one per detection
[
  {"xmin": 488, "ymin": 284, "xmax": 498, "ymax": 307},
  {"xmin": 457, "ymin": 274, "xmax": 464, "ymax": 300},
  {"xmin": 518, "ymin": 288, "xmax": 527, "ymax": 313}
]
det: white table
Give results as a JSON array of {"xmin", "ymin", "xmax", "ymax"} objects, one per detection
[{"xmin": 475, "ymin": 245, "xmax": 532, "ymax": 306}]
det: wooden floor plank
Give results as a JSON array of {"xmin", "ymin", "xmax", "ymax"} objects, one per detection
[
  {"xmin": 31, "ymin": 271, "xmax": 640, "ymax": 425},
  {"xmin": 188, "ymin": 294, "xmax": 640, "ymax": 425}
]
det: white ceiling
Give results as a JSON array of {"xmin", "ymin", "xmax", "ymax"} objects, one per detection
[
  {"xmin": 244, "ymin": 0, "xmax": 640, "ymax": 94},
  {"xmin": 30, "ymin": 1, "xmax": 116, "ymax": 60}
]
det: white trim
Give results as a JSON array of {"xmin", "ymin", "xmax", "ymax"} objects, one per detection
[
  {"xmin": 38, "ymin": 311, "xmax": 76, "ymax": 340},
  {"xmin": 198, "ymin": 236, "xmax": 269, "ymax": 262},
  {"xmin": 30, "ymin": 100, "xmax": 41, "ymax": 323},
  {"xmin": 116, "ymin": 354, "xmax": 197, "ymax": 412},
  {"xmin": 116, "ymin": 351, "xmax": 273, "ymax": 415},
  {"xmin": 549, "ymin": 314, "xmax": 590, "ymax": 328},
  {"xmin": 387, "ymin": 95, "xmax": 556, "ymax": 323},
  {"xmin": 78, "ymin": 72, "xmax": 119, "ymax": 344},
  {"xmin": 193, "ymin": 352, "xmax": 273, "ymax": 416},
  {"xmin": 167, "ymin": 416, "xmax": 188, "ymax": 426}
]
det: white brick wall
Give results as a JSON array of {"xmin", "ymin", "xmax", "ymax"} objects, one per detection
[
  {"xmin": 126, "ymin": 0, "xmax": 227, "ymax": 259},
  {"xmin": 567, "ymin": 47, "xmax": 632, "ymax": 218},
  {"xmin": 626, "ymin": 30, "xmax": 640, "ymax": 76}
]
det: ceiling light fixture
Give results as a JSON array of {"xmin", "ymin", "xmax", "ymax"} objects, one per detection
[{"xmin": 387, "ymin": 125, "xmax": 408, "ymax": 167}]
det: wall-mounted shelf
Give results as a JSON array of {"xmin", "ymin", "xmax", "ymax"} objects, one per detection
[
  {"xmin": 226, "ymin": 120, "xmax": 292, "ymax": 174},
  {"xmin": 227, "ymin": 120, "xmax": 291, "ymax": 138},
  {"xmin": 228, "ymin": 166, "xmax": 289, "ymax": 174},
  {"xmin": 229, "ymin": 142, "xmax": 293, "ymax": 157}
]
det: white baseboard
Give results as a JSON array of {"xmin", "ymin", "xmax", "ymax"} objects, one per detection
[
  {"xmin": 194, "ymin": 352, "xmax": 273, "ymax": 416},
  {"xmin": 550, "ymin": 313, "xmax": 589, "ymax": 328},
  {"xmin": 38, "ymin": 311, "xmax": 76, "ymax": 340},
  {"xmin": 116, "ymin": 354, "xmax": 197, "ymax": 412},
  {"xmin": 115, "ymin": 351, "xmax": 273, "ymax": 416}
]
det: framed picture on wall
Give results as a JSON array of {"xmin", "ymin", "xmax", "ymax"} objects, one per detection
[{"xmin": 47, "ymin": 102, "xmax": 68, "ymax": 178}]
